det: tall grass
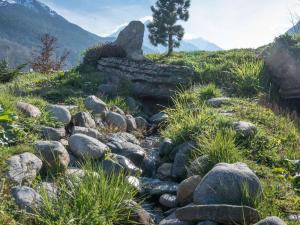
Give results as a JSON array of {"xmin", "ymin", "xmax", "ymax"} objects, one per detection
[{"xmin": 36, "ymin": 163, "xmax": 138, "ymax": 225}]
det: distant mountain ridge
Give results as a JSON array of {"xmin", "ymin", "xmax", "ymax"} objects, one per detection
[
  {"xmin": 0, "ymin": 0, "xmax": 110, "ymax": 68},
  {"xmin": 108, "ymin": 20, "xmax": 222, "ymax": 53}
]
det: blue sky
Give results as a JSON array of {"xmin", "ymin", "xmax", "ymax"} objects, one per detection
[{"xmin": 40, "ymin": 0, "xmax": 300, "ymax": 49}]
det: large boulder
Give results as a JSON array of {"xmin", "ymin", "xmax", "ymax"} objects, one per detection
[
  {"xmin": 193, "ymin": 163, "xmax": 262, "ymax": 205},
  {"xmin": 47, "ymin": 105, "xmax": 71, "ymax": 124},
  {"xmin": 35, "ymin": 141, "xmax": 70, "ymax": 172},
  {"xmin": 254, "ymin": 216, "xmax": 287, "ymax": 225},
  {"xmin": 7, "ymin": 153, "xmax": 42, "ymax": 184},
  {"xmin": 84, "ymin": 95, "xmax": 108, "ymax": 114},
  {"xmin": 72, "ymin": 112, "xmax": 96, "ymax": 128},
  {"xmin": 176, "ymin": 204, "xmax": 260, "ymax": 225},
  {"xmin": 11, "ymin": 186, "xmax": 43, "ymax": 212},
  {"xmin": 69, "ymin": 134, "xmax": 108, "ymax": 160},
  {"xmin": 16, "ymin": 102, "xmax": 41, "ymax": 118},
  {"xmin": 114, "ymin": 20, "xmax": 145, "ymax": 61}
]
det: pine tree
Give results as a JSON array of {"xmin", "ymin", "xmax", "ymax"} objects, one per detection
[{"xmin": 147, "ymin": 0, "xmax": 191, "ymax": 55}]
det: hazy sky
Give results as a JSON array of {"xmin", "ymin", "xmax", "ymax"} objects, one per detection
[{"xmin": 40, "ymin": 0, "xmax": 300, "ymax": 49}]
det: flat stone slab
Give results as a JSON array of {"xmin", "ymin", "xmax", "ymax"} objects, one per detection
[{"xmin": 176, "ymin": 204, "xmax": 260, "ymax": 225}]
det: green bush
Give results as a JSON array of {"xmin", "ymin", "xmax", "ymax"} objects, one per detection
[
  {"xmin": 198, "ymin": 83, "xmax": 222, "ymax": 100},
  {"xmin": 83, "ymin": 43, "xmax": 126, "ymax": 66},
  {"xmin": 36, "ymin": 163, "xmax": 137, "ymax": 225},
  {"xmin": 0, "ymin": 105, "xmax": 25, "ymax": 145},
  {"xmin": 0, "ymin": 60, "xmax": 24, "ymax": 83}
]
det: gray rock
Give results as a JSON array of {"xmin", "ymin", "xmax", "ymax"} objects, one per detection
[
  {"xmin": 107, "ymin": 141, "xmax": 146, "ymax": 167},
  {"xmin": 233, "ymin": 121, "xmax": 257, "ymax": 137},
  {"xmin": 135, "ymin": 116, "xmax": 149, "ymax": 131},
  {"xmin": 111, "ymin": 106, "xmax": 125, "ymax": 116},
  {"xmin": 84, "ymin": 95, "xmax": 108, "ymax": 114},
  {"xmin": 114, "ymin": 20, "xmax": 145, "ymax": 61},
  {"xmin": 177, "ymin": 176, "xmax": 202, "ymax": 206},
  {"xmin": 39, "ymin": 182, "xmax": 57, "ymax": 199},
  {"xmin": 126, "ymin": 176, "xmax": 141, "ymax": 192},
  {"xmin": 105, "ymin": 132, "xmax": 140, "ymax": 145},
  {"xmin": 7, "ymin": 153, "xmax": 42, "ymax": 184},
  {"xmin": 288, "ymin": 214, "xmax": 300, "ymax": 221},
  {"xmin": 69, "ymin": 134, "xmax": 108, "ymax": 160},
  {"xmin": 176, "ymin": 204, "xmax": 260, "ymax": 225},
  {"xmin": 127, "ymin": 97, "xmax": 142, "ymax": 112},
  {"xmin": 98, "ymin": 83, "xmax": 117, "ymax": 96},
  {"xmin": 100, "ymin": 159, "xmax": 123, "ymax": 176},
  {"xmin": 207, "ymin": 97, "xmax": 231, "ymax": 107},
  {"xmin": 169, "ymin": 141, "xmax": 195, "ymax": 161},
  {"xmin": 72, "ymin": 112, "xmax": 96, "ymax": 128},
  {"xmin": 35, "ymin": 141, "xmax": 70, "ymax": 172},
  {"xmin": 72, "ymin": 126, "xmax": 100, "ymax": 139},
  {"xmin": 188, "ymin": 155, "xmax": 210, "ymax": 176},
  {"xmin": 47, "ymin": 105, "xmax": 71, "ymax": 124},
  {"xmin": 159, "ymin": 194, "xmax": 178, "ymax": 208},
  {"xmin": 172, "ymin": 142, "xmax": 196, "ymax": 181},
  {"xmin": 193, "ymin": 163, "xmax": 262, "ymax": 205},
  {"xmin": 159, "ymin": 212, "xmax": 190, "ymax": 225},
  {"xmin": 141, "ymin": 150, "xmax": 160, "ymax": 178},
  {"xmin": 105, "ymin": 111, "xmax": 127, "ymax": 132},
  {"xmin": 65, "ymin": 167, "xmax": 85, "ymax": 178},
  {"xmin": 140, "ymin": 177, "xmax": 178, "ymax": 196},
  {"xmin": 41, "ymin": 126, "xmax": 66, "ymax": 141},
  {"xmin": 150, "ymin": 112, "xmax": 168, "ymax": 124},
  {"xmin": 255, "ymin": 216, "xmax": 287, "ymax": 225},
  {"xmin": 16, "ymin": 102, "xmax": 41, "ymax": 118},
  {"xmin": 157, "ymin": 163, "xmax": 173, "ymax": 180},
  {"xmin": 11, "ymin": 186, "xmax": 43, "ymax": 212},
  {"xmin": 128, "ymin": 200, "xmax": 155, "ymax": 225},
  {"xmin": 159, "ymin": 138, "xmax": 174, "ymax": 157},
  {"xmin": 126, "ymin": 115, "xmax": 137, "ymax": 132},
  {"xmin": 112, "ymin": 154, "xmax": 142, "ymax": 175},
  {"xmin": 97, "ymin": 58, "xmax": 196, "ymax": 100}
]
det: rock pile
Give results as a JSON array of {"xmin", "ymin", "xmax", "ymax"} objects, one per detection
[{"xmin": 7, "ymin": 97, "xmax": 288, "ymax": 225}]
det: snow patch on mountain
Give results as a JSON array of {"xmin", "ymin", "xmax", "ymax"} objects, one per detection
[{"xmin": 0, "ymin": 0, "xmax": 57, "ymax": 16}]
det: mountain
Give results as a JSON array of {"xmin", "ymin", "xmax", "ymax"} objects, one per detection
[
  {"xmin": 287, "ymin": 20, "xmax": 300, "ymax": 35},
  {"xmin": 108, "ymin": 20, "xmax": 222, "ymax": 53},
  {"xmin": 0, "ymin": 0, "xmax": 109, "ymax": 68}
]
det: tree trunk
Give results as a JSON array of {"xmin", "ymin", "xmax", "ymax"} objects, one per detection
[{"xmin": 167, "ymin": 33, "xmax": 173, "ymax": 55}]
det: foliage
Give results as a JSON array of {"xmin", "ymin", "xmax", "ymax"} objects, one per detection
[
  {"xmin": 31, "ymin": 33, "xmax": 70, "ymax": 73},
  {"xmin": 36, "ymin": 163, "xmax": 137, "ymax": 225},
  {"xmin": 83, "ymin": 43, "xmax": 126, "ymax": 66},
  {"xmin": 147, "ymin": 0, "xmax": 191, "ymax": 54},
  {"xmin": 0, "ymin": 106, "xmax": 24, "ymax": 146},
  {"xmin": 0, "ymin": 60, "xmax": 24, "ymax": 83},
  {"xmin": 148, "ymin": 49, "xmax": 264, "ymax": 97}
]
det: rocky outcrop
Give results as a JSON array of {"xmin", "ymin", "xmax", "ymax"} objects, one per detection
[
  {"xmin": 114, "ymin": 21, "xmax": 145, "ymax": 61},
  {"xmin": 263, "ymin": 35, "xmax": 300, "ymax": 99},
  {"xmin": 97, "ymin": 58, "xmax": 196, "ymax": 99}
]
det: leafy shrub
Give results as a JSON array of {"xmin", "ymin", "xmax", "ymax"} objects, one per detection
[
  {"xmin": 0, "ymin": 60, "xmax": 24, "ymax": 83},
  {"xmin": 0, "ymin": 105, "xmax": 25, "ymax": 145},
  {"xmin": 36, "ymin": 163, "xmax": 137, "ymax": 225},
  {"xmin": 83, "ymin": 43, "xmax": 126, "ymax": 66}
]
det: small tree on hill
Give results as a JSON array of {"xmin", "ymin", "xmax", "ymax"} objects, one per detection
[
  {"xmin": 147, "ymin": 0, "xmax": 191, "ymax": 55},
  {"xmin": 31, "ymin": 33, "xmax": 70, "ymax": 73}
]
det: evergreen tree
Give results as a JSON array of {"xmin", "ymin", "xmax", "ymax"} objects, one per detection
[{"xmin": 147, "ymin": 0, "xmax": 191, "ymax": 55}]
